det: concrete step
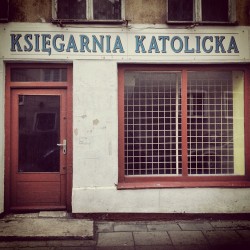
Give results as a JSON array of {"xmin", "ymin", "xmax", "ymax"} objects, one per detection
[{"xmin": 0, "ymin": 212, "xmax": 94, "ymax": 241}]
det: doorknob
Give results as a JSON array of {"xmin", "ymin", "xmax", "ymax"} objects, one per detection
[{"xmin": 57, "ymin": 139, "xmax": 67, "ymax": 154}]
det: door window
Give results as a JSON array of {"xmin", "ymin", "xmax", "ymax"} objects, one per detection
[{"xmin": 18, "ymin": 95, "xmax": 60, "ymax": 172}]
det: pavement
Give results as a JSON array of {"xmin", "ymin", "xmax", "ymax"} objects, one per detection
[{"xmin": 0, "ymin": 212, "xmax": 250, "ymax": 249}]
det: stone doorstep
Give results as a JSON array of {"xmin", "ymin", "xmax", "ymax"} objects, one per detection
[{"xmin": 0, "ymin": 216, "xmax": 94, "ymax": 241}]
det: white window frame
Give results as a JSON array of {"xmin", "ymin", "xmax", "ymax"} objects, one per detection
[
  {"xmin": 52, "ymin": 0, "xmax": 125, "ymax": 22},
  {"xmin": 166, "ymin": 0, "xmax": 236, "ymax": 24}
]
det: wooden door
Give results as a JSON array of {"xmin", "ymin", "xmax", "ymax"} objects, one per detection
[{"xmin": 10, "ymin": 89, "xmax": 68, "ymax": 210}]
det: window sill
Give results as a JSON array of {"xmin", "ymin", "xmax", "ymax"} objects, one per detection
[
  {"xmin": 117, "ymin": 179, "xmax": 250, "ymax": 189},
  {"xmin": 52, "ymin": 19, "xmax": 126, "ymax": 25},
  {"xmin": 166, "ymin": 21, "xmax": 238, "ymax": 26}
]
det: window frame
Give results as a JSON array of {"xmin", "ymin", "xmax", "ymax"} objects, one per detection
[
  {"xmin": 52, "ymin": 0, "xmax": 125, "ymax": 24},
  {"xmin": 118, "ymin": 64, "xmax": 250, "ymax": 189},
  {"xmin": 166, "ymin": 0, "xmax": 236, "ymax": 25}
]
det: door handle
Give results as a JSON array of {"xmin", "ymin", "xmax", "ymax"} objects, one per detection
[{"xmin": 57, "ymin": 139, "xmax": 67, "ymax": 154}]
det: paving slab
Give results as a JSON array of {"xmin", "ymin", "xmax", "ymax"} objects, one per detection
[
  {"xmin": 174, "ymin": 245, "xmax": 211, "ymax": 250},
  {"xmin": 96, "ymin": 247, "xmax": 134, "ymax": 250},
  {"xmin": 136, "ymin": 246, "xmax": 175, "ymax": 250},
  {"xmin": 57, "ymin": 247, "xmax": 95, "ymax": 250},
  {"xmin": 210, "ymin": 220, "xmax": 250, "ymax": 230},
  {"xmin": 97, "ymin": 232, "xmax": 134, "ymax": 247},
  {"xmin": 168, "ymin": 231, "xmax": 208, "ymax": 246},
  {"xmin": 114, "ymin": 222, "xmax": 147, "ymax": 232},
  {"xmin": 236, "ymin": 230, "xmax": 250, "ymax": 243},
  {"xmin": 133, "ymin": 231, "xmax": 172, "ymax": 246},
  {"xmin": 0, "ymin": 218, "xmax": 93, "ymax": 240},
  {"xmin": 178, "ymin": 221, "xmax": 213, "ymax": 231},
  {"xmin": 96, "ymin": 221, "xmax": 115, "ymax": 233},
  {"xmin": 147, "ymin": 222, "xmax": 181, "ymax": 231},
  {"xmin": 203, "ymin": 230, "xmax": 243, "ymax": 246},
  {"xmin": 0, "ymin": 240, "xmax": 96, "ymax": 249}
]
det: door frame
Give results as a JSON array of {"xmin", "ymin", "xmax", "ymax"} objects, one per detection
[{"xmin": 4, "ymin": 63, "xmax": 73, "ymax": 212}]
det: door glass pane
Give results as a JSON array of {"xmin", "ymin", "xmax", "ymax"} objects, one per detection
[
  {"xmin": 124, "ymin": 71, "xmax": 182, "ymax": 176},
  {"xmin": 93, "ymin": 0, "xmax": 121, "ymax": 20},
  {"xmin": 18, "ymin": 95, "xmax": 60, "ymax": 172},
  {"xmin": 11, "ymin": 68, "xmax": 67, "ymax": 82}
]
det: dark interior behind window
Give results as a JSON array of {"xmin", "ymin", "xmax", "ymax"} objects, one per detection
[
  {"xmin": 0, "ymin": 0, "xmax": 9, "ymax": 21},
  {"xmin": 93, "ymin": 0, "xmax": 121, "ymax": 20},
  {"xmin": 57, "ymin": 0, "xmax": 86, "ymax": 19},
  {"xmin": 168, "ymin": 0, "xmax": 193, "ymax": 22},
  {"xmin": 202, "ymin": 0, "xmax": 228, "ymax": 22}
]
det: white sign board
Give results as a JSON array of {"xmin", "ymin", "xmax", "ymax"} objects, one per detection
[{"xmin": 0, "ymin": 23, "xmax": 249, "ymax": 63}]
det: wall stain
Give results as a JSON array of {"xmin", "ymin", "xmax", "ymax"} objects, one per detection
[
  {"xmin": 93, "ymin": 119, "xmax": 99, "ymax": 126},
  {"xmin": 74, "ymin": 128, "xmax": 78, "ymax": 136}
]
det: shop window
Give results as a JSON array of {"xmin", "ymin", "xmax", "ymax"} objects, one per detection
[
  {"xmin": 53, "ymin": 0, "xmax": 124, "ymax": 23},
  {"xmin": 118, "ymin": 66, "xmax": 250, "ymax": 188},
  {"xmin": 167, "ymin": 0, "xmax": 236, "ymax": 24},
  {"xmin": 0, "ymin": 0, "xmax": 9, "ymax": 22}
]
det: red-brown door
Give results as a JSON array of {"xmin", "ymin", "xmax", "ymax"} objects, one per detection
[{"xmin": 10, "ymin": 88, "xmax": 68, "ymax": 210}]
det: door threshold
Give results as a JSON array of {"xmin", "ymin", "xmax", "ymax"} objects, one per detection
[
  {"xmin": 4, "ymin": 211, "xmax": 70, "ymax": 219},
  {"xmin": 38, "ymin": 211, "xmax": 69, "ymax": 218},
  {"xmin": 10, "ymin": 205, "xmax": 66, "ymax": 212}
]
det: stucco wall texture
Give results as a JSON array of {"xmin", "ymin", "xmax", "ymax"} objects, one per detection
[
  {"xmin": 7, "ymin": 0, "xmax": 250, "ymax": 25},
  {"xmin": 9, "ymin": 0, "xmax": 52, "ymax": 22}
]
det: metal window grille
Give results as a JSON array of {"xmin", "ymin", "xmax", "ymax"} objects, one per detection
[
  {"xmin": 124, "ymin": 72, "xmax": 182, "ymax": 176},
  {"xmin": 187, "ymin": 72, "xmax": 234, "ymax": 175},
  {"xmin": 124, "ymin": 70, "xmax": 236, "ymax": 177}
]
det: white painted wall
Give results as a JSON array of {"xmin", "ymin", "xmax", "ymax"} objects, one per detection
[
  {"xmin": 0, "ymin": 60, "xmax": 5, "ymax": 214},
  {"xmin": 72, "ymin": 60, "xmax": 250, "ymax": 214},
  {"xmin": 73, "ymin": 187, "xmax": 250, "ymax": 213},
  {"xmin": 73, "ymin": 60, "xmax": 118, "ymax": 190}
]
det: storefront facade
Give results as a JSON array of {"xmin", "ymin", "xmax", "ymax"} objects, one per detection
[{"xmin": 1, "ymin": 0, "xmax": 250, "ymax": 214}]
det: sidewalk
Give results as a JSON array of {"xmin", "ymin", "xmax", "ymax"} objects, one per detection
[{"xmin": 1, "ymin": 213, "xmax": 250, "ymax": 249}]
